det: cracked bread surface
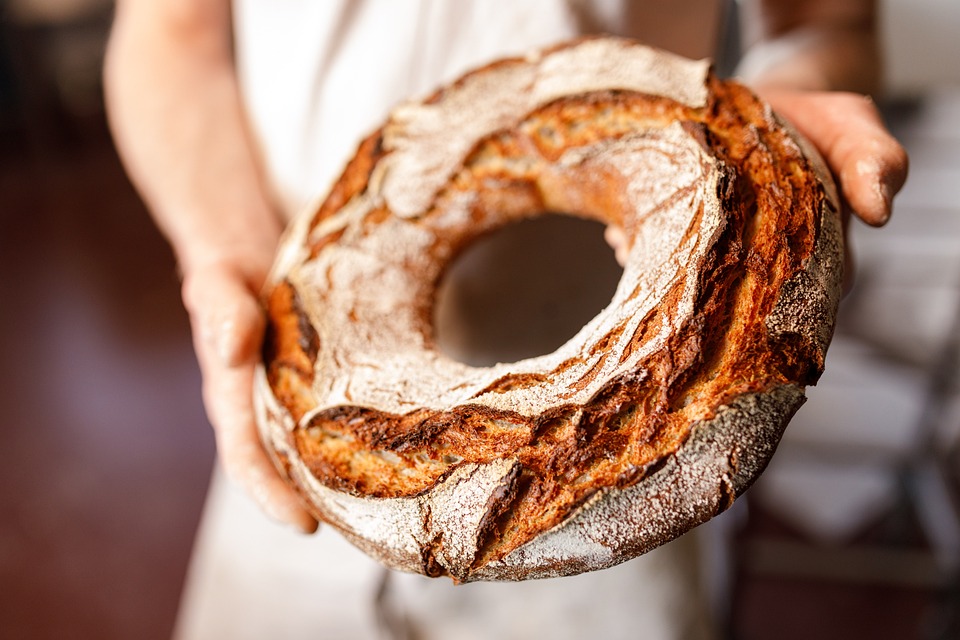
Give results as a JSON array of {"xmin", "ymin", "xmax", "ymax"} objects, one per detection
[{"xmin": 254, "ymin": 37, "xmax": 842, "ymax": 582}]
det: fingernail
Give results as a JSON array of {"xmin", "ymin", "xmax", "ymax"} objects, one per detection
[{"xmin": 876, "ymin": 179, "xmax": 893, "ymax": 225}]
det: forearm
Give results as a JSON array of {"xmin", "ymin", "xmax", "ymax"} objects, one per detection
[
  {"xmin": 104, "ymin": 0, "xmax": 281, "ymax": 278},
  {"xmin": 737, "ymin": 0, "xmax": 880, "ymax": 94},
  {"xmin": 104, "ymin": 1, "xmax": 315, "ymax": 530}
]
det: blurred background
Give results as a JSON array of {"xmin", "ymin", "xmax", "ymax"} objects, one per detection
[
  {"xmin": 0, "ymin": 1, "xmax": 213, "ymax": 638},
  {"xmin": 0, "ymin": 0, "xmax": 957, "ymax": 638}
]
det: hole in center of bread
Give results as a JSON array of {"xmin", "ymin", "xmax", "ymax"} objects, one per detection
[{"xmin": 433, "ymin": 214, "xmax": 622, "ymax": 367}]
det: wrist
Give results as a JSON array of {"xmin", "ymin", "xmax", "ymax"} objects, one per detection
[
  {"xmin": 737, "ymin": 26, "xmax": 880, "ymax": 95},
  {"xmin": 174, "ymin": 225, "xmax": 281, "ymax": 289}
]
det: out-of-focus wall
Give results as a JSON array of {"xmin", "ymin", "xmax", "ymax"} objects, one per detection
[
  {"xmin": 5, "ymin": 0, "xmax": 109, "ymax": 24},
  {"xmin": 882, "ymin": 0, "xmax": 960, "ymax": 96}
]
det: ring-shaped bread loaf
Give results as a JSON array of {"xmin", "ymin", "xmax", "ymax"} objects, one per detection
[{"xmin": 254, "ymin": 37, "xmax": 843, "ymax": 582}]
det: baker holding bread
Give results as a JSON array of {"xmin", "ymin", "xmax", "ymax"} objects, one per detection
[{"xmin": 105, "ymin": 1, "xmax": 908, "ymax": 638}]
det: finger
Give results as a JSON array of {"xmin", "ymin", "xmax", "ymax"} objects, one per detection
[
  {"xmin": 201, "ymin": 363, "xmax": 319, "ymax": 533},
  {"xmin": 760, "ymin": 91, "xmax": 909, "ymax": 226},
  {"xmin": 603, "ymin": 225, "xmax": 630, "ymax": 267},
  {"xmin": 182, "ymin": 264, "xmax": 266, "ymax": 367},
  {"xmin": 182, "ymin": 265, "xmax": 318, "ymax": 532}
]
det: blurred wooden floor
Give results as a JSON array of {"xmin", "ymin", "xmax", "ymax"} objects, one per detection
[{"xmin": 0, "ymin": 114, "xmax": 216, "ymax": 639}]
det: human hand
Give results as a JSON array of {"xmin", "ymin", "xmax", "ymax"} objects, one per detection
[
  {"xmin": 756, "ymin": 88, "xmax": 908, "ymax": 227},
  {"xmin": 181, "ymin": 250, "xmax": 319, "ymax": 534},
  {"xmin": 757, "ymin": 89, "xmax": 909, "ymax": 291},
  {"xmin": 603, "ymin": 89, "xmax": 908, "ymax": 274},
  {"xmin": 104, "ymin": 0, "xmax": 317, "ymax": 532}
]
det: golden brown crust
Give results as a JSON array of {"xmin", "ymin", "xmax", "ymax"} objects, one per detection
[{"xmin": 254, "ymin": 38, "xmax": 842, "ymax": 582}]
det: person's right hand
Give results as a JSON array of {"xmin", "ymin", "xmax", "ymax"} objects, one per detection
[
  {"xmin": 105, "ymin": 0, "xmax": 317, "ymax": 532},
  {"xmin": 181, "ymin": 245, "xmax": 319, "ymax": 534}
]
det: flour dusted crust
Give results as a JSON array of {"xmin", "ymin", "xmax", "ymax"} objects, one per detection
[{"xmin": 254, "ymin": 37, "xmax": 843, "ymax": 582}]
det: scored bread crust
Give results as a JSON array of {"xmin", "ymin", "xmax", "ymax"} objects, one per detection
[{"xmin": 254, "ymin": 37, "xmax": 843, "ymax": 582}]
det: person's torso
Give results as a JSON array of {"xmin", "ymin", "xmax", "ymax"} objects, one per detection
[{"xmin": 232, "ymin": 0, "xmax": 722, "ymax": 218}]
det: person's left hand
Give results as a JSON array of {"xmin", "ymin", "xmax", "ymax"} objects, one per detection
[
  {"xmin": 756, "ymin": 88, "xmax": 908, "ymax": 227},
  {"xmin": 605, "ymin": 88, "xmax": 909, "ymax": 271}
]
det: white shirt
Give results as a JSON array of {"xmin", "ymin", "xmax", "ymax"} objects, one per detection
[{"xmin": 232, "ymin": 0, "xmax": 720, "ymax": 218}]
